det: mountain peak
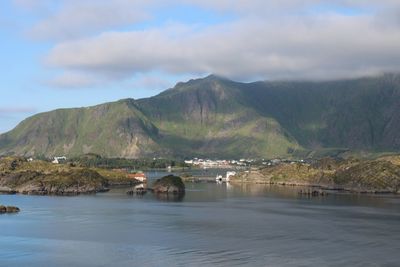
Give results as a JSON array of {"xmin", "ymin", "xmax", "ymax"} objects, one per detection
[
  {"xmin": 202, "ymin": 74, "xmax": 231, "ymax": 82},
  {"xmin": 182, "ymin": 74, "xmax": 229, "ymax": 84},
  {"xmin": 171, "ymin": 74, "xmax": 228, "ymax": 91},
  {"xmin": 204, "ymin": 74, "xmax": 222, "ymax": 80}
]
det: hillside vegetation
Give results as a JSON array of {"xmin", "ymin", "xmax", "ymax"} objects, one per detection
[{"xmin": 1, "ymin": 73, "xmax": 400, "ymax": 158}]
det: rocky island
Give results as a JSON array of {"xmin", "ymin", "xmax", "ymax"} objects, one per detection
[
  {"xmin": 232, "ymin": 156, "xmax": 400, "ymax": 194},
  {"xmin": 0, "ymin": 205, "xmax": 20, "ymax": 214},
  {"xmin": 152, "ymin": 175, "xmax": 185, "ymax": 195},
  {"xmin": 0, "ymin": 157, "xmax": 141, "ymax": 195}
]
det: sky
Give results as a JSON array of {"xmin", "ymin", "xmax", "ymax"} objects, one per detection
[{"xmin": 1, "ymin": 0, "xmax": 400, "ymax": 133}]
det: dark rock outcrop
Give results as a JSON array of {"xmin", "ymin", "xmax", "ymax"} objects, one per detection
[
  {"xmin": 152, "ymin": 175, "xmax": 185, "ymax": 195},
  {"xmin": 298, "ymin": 189, "xmax": 328, "ymax": 197},
  {"xmin": 0, "ymin": 205, "xmax": 20, "ymax": 213}
]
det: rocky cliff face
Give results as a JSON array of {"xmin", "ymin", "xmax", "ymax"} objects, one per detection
[{"xmin": 1, "ymin": 74, "xmax": 400, "ymax": 158}]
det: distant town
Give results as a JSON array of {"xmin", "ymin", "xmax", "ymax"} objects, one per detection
[
  {"xmin": 23, "ymin": 155, "xmax": 312, "ymax": 169},
  {"xmin": 184, "ymin": 157, "xmax": 310, "ymax": 168}
]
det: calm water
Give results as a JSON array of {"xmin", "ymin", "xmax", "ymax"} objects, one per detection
[{"xmin": 1, "ymin": 170, "xmax": 400, "ymax": 267}]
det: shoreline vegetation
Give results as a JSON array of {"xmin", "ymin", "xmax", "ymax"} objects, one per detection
[
  {"xmin": 230, "ymin": 156, "xmax": 400, "ymax": 194},
  {"xmin": 0, "ymin": 157, "xmax": 142, "ymax": 196}
]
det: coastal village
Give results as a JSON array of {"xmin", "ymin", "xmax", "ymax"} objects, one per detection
[
  {"xmin": 46, "ymin": 155, "xmax": 306, "ymax": 170},
  {"xmin": 184, "ymin": 157, "xmax": 309, "ymax": 168}
]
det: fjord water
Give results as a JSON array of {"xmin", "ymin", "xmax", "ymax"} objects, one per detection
[{"xmin": 1, "ymin": 171, "xmax": 400, "ymax": 267}]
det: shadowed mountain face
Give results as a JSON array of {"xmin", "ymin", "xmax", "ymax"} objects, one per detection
[{"xmin": 1, "ymin": 74, "xmax": 400, "ymax": 158}]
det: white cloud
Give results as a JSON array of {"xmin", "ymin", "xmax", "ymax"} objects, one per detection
[
  {"xmin": 185, "ymin": 0, "xmax": 321, "ymax": 14},
  {"xmin": 28, "ymin": 0, "xmax": 155, "ymax": 40},
  {"xmin": 15, "ymin": 0, "xmax": 400, "ymax": 87},
  {"xmin": 46, "ymin": 13, "xmax": 400, "ymax": 83},
  {"xmin": 189, "ymin": 0, "xmax": 400, "ymax": 12}
]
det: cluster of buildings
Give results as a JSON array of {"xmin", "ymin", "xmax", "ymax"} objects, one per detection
[
  {"xmin": 184, "ymin": 158, "xmax": 254, "ymax": 168},
  {"xmin": 261, "ymin": 158, "xmax": 309, "ymax": 166},
  {"xmin": 184, "ymin": 157, "xmax": 310, "ymax": 168}
]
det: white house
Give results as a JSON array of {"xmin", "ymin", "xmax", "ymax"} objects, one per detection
[
  {"xmin": 52, "ymin": 156, "xmax": 67, "ymax": 164},
  {"xmin": 128, "ymin": 172, "xmax": 147, "ymax": 182}
]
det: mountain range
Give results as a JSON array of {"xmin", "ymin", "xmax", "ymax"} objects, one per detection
[{"xmin": 1, "ymin": 73, "xmax": 400, "ymax": 159}]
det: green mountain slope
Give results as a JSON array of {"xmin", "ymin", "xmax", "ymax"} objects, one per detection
[
  {"xmin": 136, "ymin": 75, "xmax": 299, "ymax": 157},
  {"xmin": 242, "ymin": 73, "xmax": 400, "ymax": 150},
  {"xmin": 1, "ymin": 74, "xmax": 400, "ymax": 158},
  {"xmin": 0, "ymin": 99, "xmax": 161, "ymax": 158}
]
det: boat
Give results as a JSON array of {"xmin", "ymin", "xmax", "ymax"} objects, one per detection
[{"xmin": 216, "ymin": 171, "xmax": 236, "ymax": 183}]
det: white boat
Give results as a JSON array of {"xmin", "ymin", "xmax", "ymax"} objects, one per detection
[{"xmin": 216, "ymin": 171, "xmax": 236, "ymax": 182}]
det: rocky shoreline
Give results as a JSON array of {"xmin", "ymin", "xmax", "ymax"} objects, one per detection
[
  {"xmin": 231, "ymin": 157, "xmax": 400, "ymax": 195},
  {"xmin": 0, "ymin": 186, "xmax": 17, "ymax": 194},
  {"xmin": 231, "ymin": 180, "xmax": 397, "ymax": 195},
  {"xmin": 0, "ymin": 157, "xmax": 140, "ymax": 196}
]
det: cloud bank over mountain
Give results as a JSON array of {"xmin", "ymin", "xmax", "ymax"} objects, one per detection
[{"xmin": 13, "ymin": 0, "xmax": 400, "ymax": 87}]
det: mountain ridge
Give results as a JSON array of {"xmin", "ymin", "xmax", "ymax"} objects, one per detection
[{"xmin": 1, "ymin": 73, "xmax": 400, "ymax": 158}]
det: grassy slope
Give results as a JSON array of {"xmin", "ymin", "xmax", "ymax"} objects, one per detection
[{"xmin": 0, "ymin": 100, "xmax": 161, "ymax": 158}]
